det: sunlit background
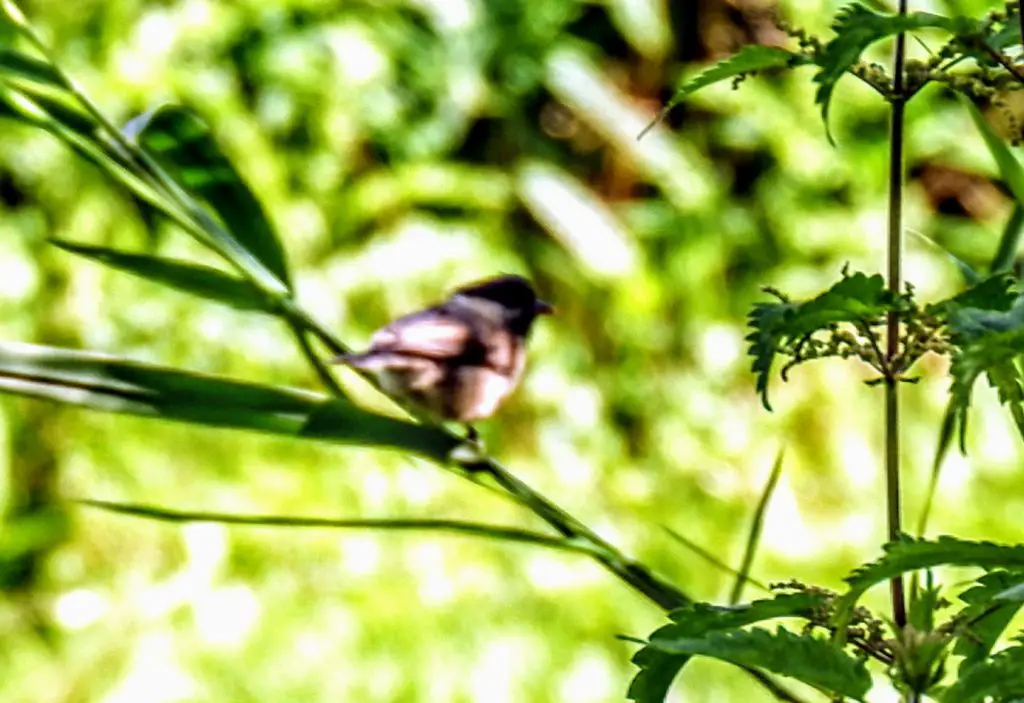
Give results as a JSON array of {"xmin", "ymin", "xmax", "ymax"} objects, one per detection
[{"xmin": 2, "ymin": 0, "xmax": 1024, "ymax": 701}]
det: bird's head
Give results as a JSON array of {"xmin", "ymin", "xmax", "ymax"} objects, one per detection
[{"xmin": 453, "ymin": 275, "xmax": 553, "ymax": 336}]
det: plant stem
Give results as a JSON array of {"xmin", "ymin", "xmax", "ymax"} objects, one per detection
[
  {"xmin": 886, "ymin": 0, "xmax": 909, "ymax": 630},
  {"xmin": 285, "ymin": 317, "xmax": 344, "ymax": 396}
]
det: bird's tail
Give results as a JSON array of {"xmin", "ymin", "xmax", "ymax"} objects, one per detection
[{"xmin": 330, "ymin": 352, "xmax": 364, "ymax": 366}]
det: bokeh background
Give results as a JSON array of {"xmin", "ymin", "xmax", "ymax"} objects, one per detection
[{"xmin": 2, "ymin": 0, "xmax": 1024, "ymax": 701}]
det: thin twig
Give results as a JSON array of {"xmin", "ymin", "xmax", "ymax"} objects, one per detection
[
  {"xmin": 980, "ymin": 40, "xmax": 1024, "ymax": 87},
  {"xmin": 285, "ymin": 317, "xmax": 344, "ymax": 396},
  {"xmin": 662, "ymin": 526, "xmax": 770, "ymax": 593}
]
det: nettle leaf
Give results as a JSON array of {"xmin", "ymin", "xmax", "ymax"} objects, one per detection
[
  {"xmin": 125, "ymin": 105, "xmax": 292, "ymax": 290},
  {"xmin": 628, "ymin": 592, "xmax": 826, "ymax": 703},
  {"xmin": 641, "ymin": 45, "xmax": 813, "ymax": 137},
  {"xmin": 941, "ymin": 643, "xmax": 1024, "ymax": 703},
  {"xmin": 746, "ymin": 272, "xmax": 897, "ymax": 410},
  {"xmin": 926, "ymin": 273, "xmax": 1017, "ymax": 320},
  {"xmin": 835, "ymin": 535, "xmax": 1024, "ymax": 630},
  {"xmin": 51, "ymin": 240, "xmax": 273, "ymax": 313},
  {"xmin": 954, "ymin": 570, "xmax": 1024, "ymax": 671},
  {"xmin": 668, "ymin": 45, "xmax": 811, "ymax": 106},
  {"xmin": 814, "ymin": 4, "xmax": 969, "ymax": 140},
  {"xmin": 948, "ymin": 296, "xmax": 1024, "ymax": 448},
  {"xmin": 647, "ymin": 626, "xmax": 870, "ymax": 700}
]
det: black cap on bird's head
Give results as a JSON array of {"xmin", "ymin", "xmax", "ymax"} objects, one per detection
[{"xmin": 454, "ymin": 274, "xmax": 553, "ymax": 335}]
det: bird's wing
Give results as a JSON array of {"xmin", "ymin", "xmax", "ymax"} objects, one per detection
[{"xmin": 367, "ymin": 306, "xmax": 474, "ymax": 359}]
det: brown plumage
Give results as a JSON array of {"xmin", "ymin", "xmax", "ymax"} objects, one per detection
[{"xmin": 333, "ymin": 275, "xmax": 552, "ymax": 423}]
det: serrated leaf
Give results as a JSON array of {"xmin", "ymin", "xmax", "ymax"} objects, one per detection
[
  {"xmin": 947, "ymin": 296, "xmax": 1024, "ymax": 449},
  {"xmin": 669, "ymin": 45, "xmax": 811, "ymax": 105},
  {"xmin": 746, "ymin": 272, "xmax": 897, "ymax": 410},
  {"xmin": 814, "ymin": 4, "xmax": 969, "ymax": 141},
  {"xmin": 954, "ymin": 570, "xmax": 1024, "ymax": 671},
  {"xmin": 127, "ymin": 105, "xmax": 291, "ymax": 289},
  {"xmin": 642, "ymin": 45, "xmax": 812, "ymax": 138},
  {"xmin": 628, "ymin": 593, "xmax": 825, "ymax": 702},
  {"xmin": 647, "ymin": 627, "xmax": 870, "ymax": 700},
  {"xmin": 51, "ymin": 240, "xmax": 273, "ymax": 312},
  {"xmin": 835, "ymin": 536, "xmax": 1024, "ymax": 630},
  {"xmin": 0, "ymin": 341, "xmax": 454, "ymax": 459},
  {"xmin": 941, "ymin": 643, "xmax": 1024, "ymax": 703},
  {"xmin": 926, "ymin": 273, "xmax": 1017, "ymax": 320}
]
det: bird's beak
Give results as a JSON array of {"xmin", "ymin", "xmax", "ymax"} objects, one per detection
[{"xmin": 535, "ymin": 299, "xmax": 554, "ymax": 316}]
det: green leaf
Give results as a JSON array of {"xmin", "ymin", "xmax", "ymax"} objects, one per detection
[
  {"xmin": 126, "ymin": 105, "xmax": 292, "ymax": 289},
  {"xmin": 78, "ymin": 499, "xmax": 581, "ymax": 551},
  {"xmin": 0, "ymin": 84, "xmax": 166, "ymax": 206},
  {"xmin": 628, "ymin": 593, "xmax": 825, "ymax": 703},
  {"xmin": 926, "ymin": 273, "xmax": 1017, "ymax": 320},
  {"xmin": 746, "ymin": 272, "xmax": 897, "ymax": 410},
  {"xmin": 0, "ymin": 48, "xmax": 61, "ymax": 86},
  {"xmin": 0, "ymin": 341, "xmax": 453, "ymax": 459},
  {"xmin": 51, "ymin": 240, "xmax": 274, "ymax": 312},
  {"xmin": 990, "ymin": 11, "xmax": 1021, "ymax": 50},
  {"xmin": 835, "ymin": 535, "xmax": 1024, "ymax": 631},
  {"xmin": 641, "ymin": 46, "xmax": 811, "ymax": 139},
  {"xmin": 647, "ymin": 627, "xmax": 870, "ymax": 700},
  {"xmin": 669, "ymin": 46, "xmax": 810, "ymax": 106},
  {"xmin": 954, "ymin": 570, "xmax": 1024, "ymax": 671},
  {"xmin": 0, "ymin": 80, "xmax": 96, "ymax": 135},
  {"xmin": 814, "ymin": 4, "xmax": 968, "ymax": 141},
  {"xmin": 908, "ymin": 228, "xmax": 982, "ymax": 286},
  {"xmin": 992, "ymin": 205, "xmax": 1024, "ymax": 275},
  {"xmin": 947, "ymin": 296, "xmax": 1024, "ymax": 449},
  {"xmin": 301, "ymin": 399, "xmax": 458, "ymax": 462},
  {"xmin": 662, "ymin": 526, "xmax": 769, "ymax": 591},
  {"xmin": 730, "ymin": 450, "xmax": 783, "ymax": 604},
  {"xmin": 941, "ymin": 643, "xmax": 1024, "ymax": 703}
]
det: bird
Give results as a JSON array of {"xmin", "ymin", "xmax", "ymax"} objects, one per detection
[{"xmin": 332, "ymin": 275, "xmax": 553, "ymax": 435}]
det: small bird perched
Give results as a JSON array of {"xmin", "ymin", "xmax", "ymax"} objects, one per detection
[{"xmin": 333, "ymin": 275, "xmax": 553, "ymax": 432}]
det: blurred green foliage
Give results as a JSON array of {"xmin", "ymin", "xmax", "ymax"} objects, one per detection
[{"xmin": 3, "ymin": 0, "xmax": 1024, "ymax": 701}]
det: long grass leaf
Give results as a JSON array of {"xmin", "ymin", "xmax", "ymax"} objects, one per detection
[
  {"xmin": 77, "ymin": 499, "xmax": 585, "ymax": 552},
  {"xmin": 991, "ymin": 204, "xmax": 1024, "ymax": 274},
  {"xmin": 51, "ymin": 240, "xmax": 273, "ymax": 312},
  {"xmin": 0, "ymin": 342, "xmax": 454, "ymax": 459},
  {"xmin": 662, "ymin": 526, "xmax": 769, "ymax": 593},
  {"xmin": 730, "ymin": 450, "xmax": 783, "ymax": 604}
]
